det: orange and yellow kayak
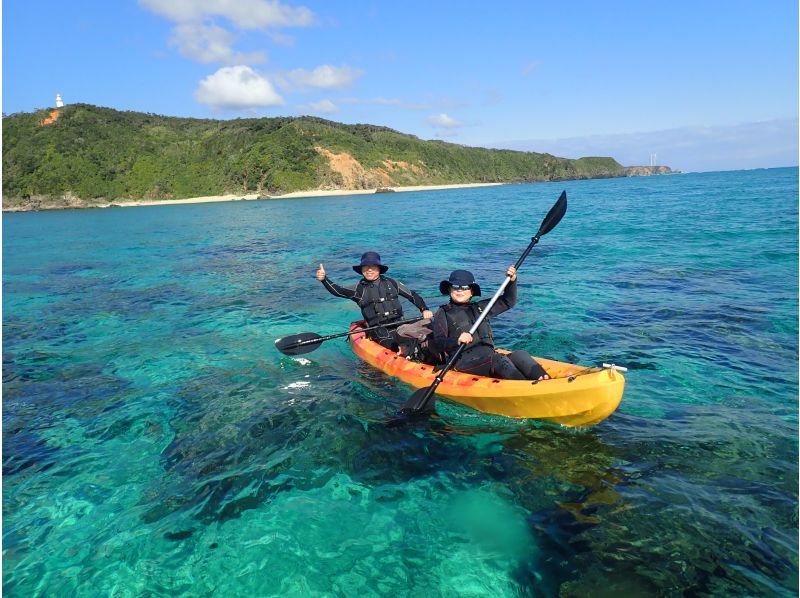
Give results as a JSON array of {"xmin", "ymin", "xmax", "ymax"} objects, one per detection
[{"xmin": 349, "ymin": 322, "xmax": 624, "ymax": 427}]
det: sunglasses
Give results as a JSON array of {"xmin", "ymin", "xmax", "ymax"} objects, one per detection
[{"xmin": 450, "ymin": 285, "xmax": 472, "ymax": 291}]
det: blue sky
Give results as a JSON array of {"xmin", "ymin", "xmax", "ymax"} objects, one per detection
[{"xmin": 4, "ymin": 0, "xmax": 798, "ymax": 172}]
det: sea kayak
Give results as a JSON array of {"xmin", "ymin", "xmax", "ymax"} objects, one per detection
[{"xmin": 348, "ymin": 322, "xmax": 624, "ymax": 427}]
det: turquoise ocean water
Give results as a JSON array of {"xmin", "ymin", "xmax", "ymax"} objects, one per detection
[{"xmin": 3, "ymin": 168, "xmax": 798, "ymax": 596}]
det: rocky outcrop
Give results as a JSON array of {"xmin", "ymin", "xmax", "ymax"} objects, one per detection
[
  {"xmin": 3, "ymin": 192, "xmax": 105, "ymax": 212},
  {"xmin": 314, "ymin": 147, "xmax": 430, "ymax": 190},
  {"xmin": 624, "ymin": 165, "xmax": 678, "ymax": 176},
  {"xmin": 314, "ymin": 147, "xmax": 384, "ymax": 189}
]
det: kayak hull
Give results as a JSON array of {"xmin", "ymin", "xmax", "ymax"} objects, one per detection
[{"xmin": 349, "ymin": 322, "xmax": 624, "ymax": 427}]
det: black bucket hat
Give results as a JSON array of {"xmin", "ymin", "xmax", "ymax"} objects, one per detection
[
  {"xmin": 439, "ymin": 269, "xmax": 481, "ymax": 296},
  {"xmin": 352, "ymin": 251, "xmax": 388, "ymax": 274}
]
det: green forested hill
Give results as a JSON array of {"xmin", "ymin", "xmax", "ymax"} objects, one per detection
[{"xmin": 2, "ymin": 104, "xmax": 625, "ymax": 208}]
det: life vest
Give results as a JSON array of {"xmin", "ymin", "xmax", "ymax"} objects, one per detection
[
  {"xmin": 356, "ymin": 276, "xmax": 404, "ymax": 326},
  {"xmin": 441, "ymin": 301, "xmax": 494, "ymax": 350}
]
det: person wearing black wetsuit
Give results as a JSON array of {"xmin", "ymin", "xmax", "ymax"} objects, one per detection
[
  {"xmin": 431, "ymin": 268, "xmax": 549, "ymax": 380},
  {"xmin": 316, "ymin": 251, "xmax": 433, "ymax": 352}
]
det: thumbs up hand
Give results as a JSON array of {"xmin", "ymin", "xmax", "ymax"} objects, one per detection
[{"xmin": 316, "ymin": 263, "xmax": 326, "ymax": 281}]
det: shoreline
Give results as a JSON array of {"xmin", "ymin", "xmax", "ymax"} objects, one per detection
[{"xmin": 3, "ymin": 182, "xmax": 505, "ymax": 212}]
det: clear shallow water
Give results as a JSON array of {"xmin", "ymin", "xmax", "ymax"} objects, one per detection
[{"xmin": 3, "ymin": 168, "xmax": 797, "ymax": 596}]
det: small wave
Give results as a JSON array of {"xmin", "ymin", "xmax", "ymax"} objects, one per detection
[{"xmin": 284, "ymin": 381, "xmax": 311, "ymax": 389}]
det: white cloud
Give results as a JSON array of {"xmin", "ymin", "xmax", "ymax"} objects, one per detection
[
  {"xmin": 140, "ymin": 0, "xmax": 312, "ymax": 68},
  {"xmin": 427, "ymin": 113, "xmax": 465, "ymax": 139},
  {"xmin": 279, "ymin": 65, "xmax": 364, "ymax": 90},
  {"xmin": 300, "ymin": 99, "xmax": 339, "ymax": 114},
  {"xmin": 195, "ymin": 66, "xmax": 284, "ymax": 109},
  {"xmin": 267, "ymin": 31, "xmax": 296, "ymax": 46},
  {"xmin": 339, "ymin": 96, "xmax": 431, "ymax": 110},
  {"xmin": 139, "ymin": 0, "xmax": 314, "ymax": 29},
  {"xmin": 521, "ymin": 60, "xmax": 541, "ymax": 77},
  {"xmin": 428, "ymin": 113, "xmax": 462, "ymax": 129},
  {"xmin": 170, "ymin": 23, "xmax": 265, "ymax": 64}
]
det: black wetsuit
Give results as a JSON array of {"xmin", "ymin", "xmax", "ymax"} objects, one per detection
[
  {"xmin": 431, "ymin": 279, "xmax": 548, "ymax": 379},
  {"xmin": 321, "ymin": 275, "xmax": 428, "ymax": 350}
]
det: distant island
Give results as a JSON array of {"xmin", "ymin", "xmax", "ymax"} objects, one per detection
[
  {"xmin": 624, "ymin": 165, "xmax": 679, "ymax": 176},
  {"xmin": 2, "ymin": 104, "xmax": 676, "ymax": 211}
]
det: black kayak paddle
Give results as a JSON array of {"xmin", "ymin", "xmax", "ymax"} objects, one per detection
[
  {"xmin": 275, "ymin": 317, "xmax": 423, "ymax": 355},
  {"xmin": 397, "ymin": 190, "xmax": 567, "ymax": 418}
]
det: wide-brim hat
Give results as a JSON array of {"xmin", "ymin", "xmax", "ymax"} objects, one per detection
[
  {"xmin": 439, "ymin": 269, "xmax": 481, "ymax": 296},
  {"xmin": 352, "ymin": 251, "xmax": 388, "ymax": 274}
]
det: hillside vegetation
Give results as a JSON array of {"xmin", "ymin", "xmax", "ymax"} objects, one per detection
[{"xmin": 3, "ymin": 104, "xmax": 625, "ymax": 209}]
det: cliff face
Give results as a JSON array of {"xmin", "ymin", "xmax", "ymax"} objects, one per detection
[
  {"xmin": 624, "ymin": 165, "xmax": 678, "ymax": 176},
  {"xmin": 39, "ymin": 109, "xmax": 62, "ymax": 126}
]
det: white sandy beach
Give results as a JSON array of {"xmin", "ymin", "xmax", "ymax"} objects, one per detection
[
  {"xmin": 109, "ymin": 182, "xmax": 505, "ymax": 208},
  {"xmin": 1, "ymin": 182, "xmax": 507, "ymax": 212}
]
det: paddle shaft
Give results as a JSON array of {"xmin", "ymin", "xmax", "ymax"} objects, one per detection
[
  {"xmin": 412, "ymin": 234, "xmax": 543, "ymax": 413},
  {"xmin": 283, "ymin": 316, "xmax": 423, "ymax": 351}
]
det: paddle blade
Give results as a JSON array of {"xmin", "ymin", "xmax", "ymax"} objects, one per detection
[
  {"xmin": 385, "ymin": 406, "xmax": 430, "ymax": 427},
  {"xmin": 537, "ymin": 191, "xmax": 567, "ymax": 237},
  {"xmin": 274, "ymin": 332, "xmax": 323, "ymax": 355},
  {"xmin": 401, "ymin": 387, "xmax": 437, "ymax": 414}
]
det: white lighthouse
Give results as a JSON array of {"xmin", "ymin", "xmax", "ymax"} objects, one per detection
[{"xmin": 55, "ymin": 93, "xmax": 64, "ymax": 108}]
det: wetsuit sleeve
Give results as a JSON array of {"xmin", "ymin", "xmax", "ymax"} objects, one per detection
[
  {"xmin": 321, "ymin": 277, "xmax": 358, "ymax": 303},
  {"xmin": 432, "ymin": 307, "xmax": 459, "ymax": 353},
  {"xmin": 396, "ymin": 280, "xmax": 428, "ymax": 312},
  {"xmin": 484, "ymin": 279, "xmax": 517, "ymax": 318}
]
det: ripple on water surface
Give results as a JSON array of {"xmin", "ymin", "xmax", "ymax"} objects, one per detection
[{"xmin": 3, "ymin": 169, "xmax": 798, "ymax": 595}]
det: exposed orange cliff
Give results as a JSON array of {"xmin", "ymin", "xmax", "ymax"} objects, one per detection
[{"xmin": 39, "ymin": 109, "xmax": 62, "ymax": 126}]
